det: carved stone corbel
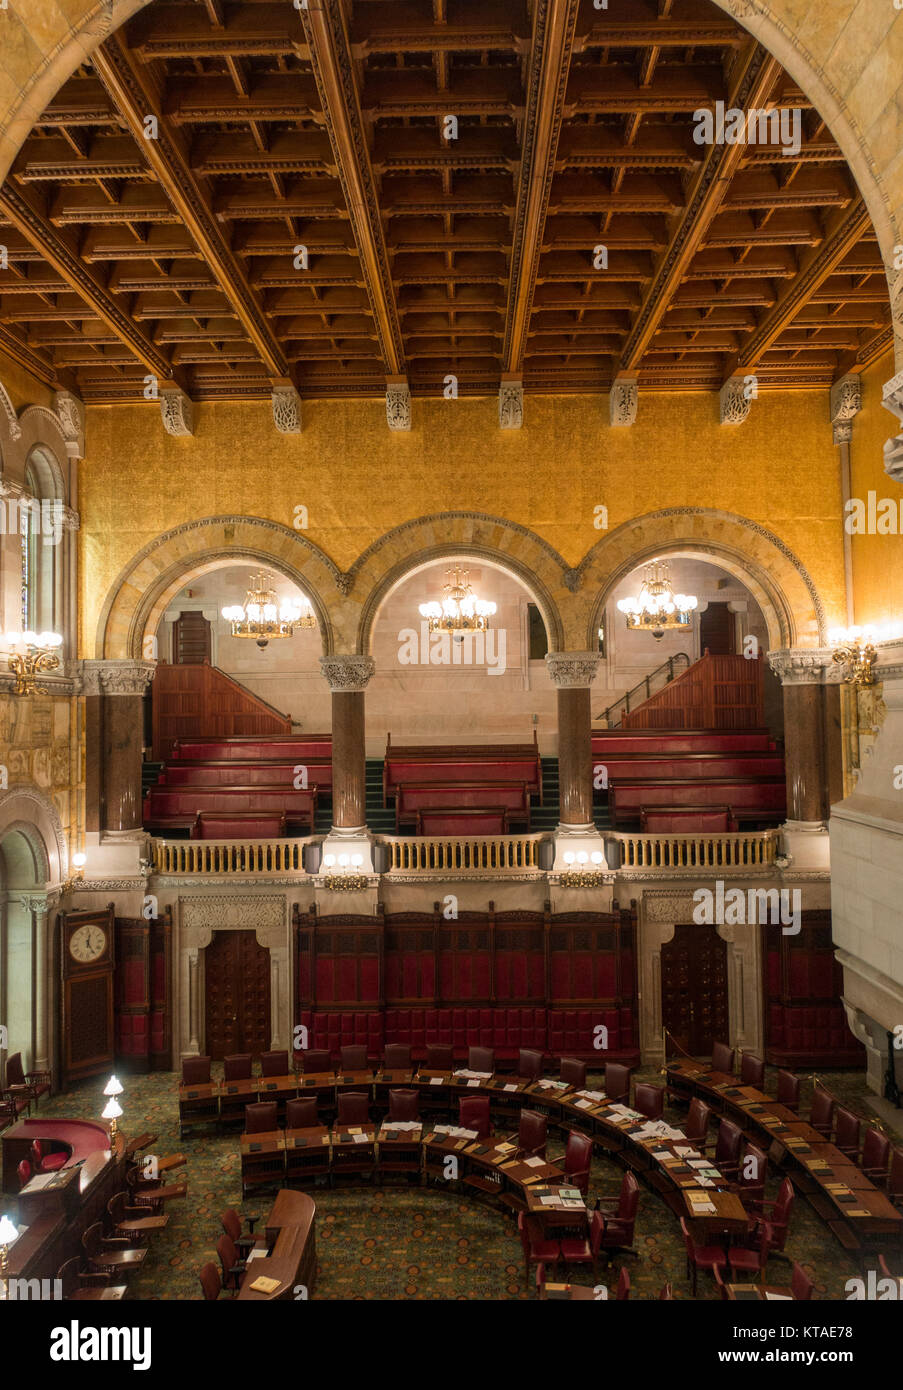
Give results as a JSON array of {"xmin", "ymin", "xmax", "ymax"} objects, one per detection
[
  {"xmin": 830, "ymin": 374, "xmax": 862, "ymax": 446},
  {"xmin": 386, "ymin": 381, "xmax": 411, "ymax": 431},
  {"xmin": 719, "ymin": 376, "xmax": 752, "ymax": 425},
  {"xmin": 499, "ymin": 380, "xmax": 524, "ymax": 429},
  {"xmin": 271, "ymin": 384, "xmax": 302, "ymax": 434},
  {"xmin": 882, "ymin": 369, "xmax": 903, "ymax": 483},
  {"xmin": 609, "ymin": 377, "xmax": 638, "ymax": 427},
  {"xmin": 53, "ymin": 390, "xmax": 86, "ymax": 459},
  {"xmin": 160, "ymin": 388, "xmax": 195, "ymax": 437}
]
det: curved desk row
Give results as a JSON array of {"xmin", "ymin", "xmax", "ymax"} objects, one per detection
[
  {"xmin": 236, "ymin": 1189, "xmax": 316, "ymax": 1300},
  {"xmin": 1, "ymin": 1118, "xmax": 113, "ymax": 1195}
]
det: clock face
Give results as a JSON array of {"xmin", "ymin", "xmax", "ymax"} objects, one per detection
[{"xmin": 69, "ymin": 923, "xmax": 107, "ymax": 964}]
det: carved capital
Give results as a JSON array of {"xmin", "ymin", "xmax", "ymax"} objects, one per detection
[
  {"xmin": 498, "ymin": 381, "xmax": 523, "ymax": 430},
  {"xmin": 883, "ymin": 370, "xmax": 903, "ymax": 483},
  {"xmin": 719, "ymin": 376, "xmax": 752, "ymax": 425},
  {"xmin": 79, "ymin": 659, "xmax": 156, "ymax": 696},
  {"xmin": 609, "ymin": 378, "xmax": 638, "ymax": 427},
  {"xmin": 386, "ymin": 382, "xmax": 411, "ymax": 431},
  {"xmin": 767, "ymin": 648, "xmax": 839, "ymax": 686},
  {"xmin": 830, "ymin": 374, "xmax": 861, "ymax": 446},
  {"xmin": 319, "ymin": 653, "xmax": 376, "ymax": 692},
  {"xmin": 160, "ymin": 388, "xmax": 195, "ymax": 437},
  {"xmin": 544, "ymin": 650, "xmax": 605, "ymax": 688},
  {"xmin": 53, "ymin": 390, "xmax": 86, "ymax": 459},
  {"xmin": 271, "ymin": 384, "xmax": 302, "ymax": 434}
]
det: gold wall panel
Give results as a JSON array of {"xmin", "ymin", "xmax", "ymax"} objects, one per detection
[{"xmin": 849, "ymin": 353, "xmax": 903, "ymax": 628}]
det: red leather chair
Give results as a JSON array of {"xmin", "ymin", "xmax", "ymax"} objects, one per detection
[
  {"xmin": 518, "ymin": 1048, "xmax": 544, "ymax": 1080},
  {"xmin": 31, "ymin": 1139, "xmax": 67, "ymax": 1173},
  {"xmin": 285, "ymin": 1097, "xmax": 319, "ymax": 1129},
  {"xmin": 517, "ymin": 1211, "xmax": 559, "ymax": 1288},
  {"xmin": 733, "ymin": 1141, "xmax": 768, "ymax": 1212},
  {"xmin": 383, "ymin": 1044, "xmax": 412, "ymax": 1069},
  {"xmin": 776, "ymin": 1069, "xmax": 801, "ymax": 1109},
  {"xmin": 889, "ymin": 1147, "xmax": 903, "ymax": 1208},
  {"xmin": 301, "ymin": 1049, "xmax": 332, "ymax": 1074},
  {"xmin": 615, "ymin": 1266, "xmax": 630, "ymax": 1300},
  {"xmin": 224, "ymin": 1054, "xmax": 253, "ymax": 1081},
  {"xmin": 861, "ymin": 1127, "xmax": 891, "ymax": 1184},
  {"xmin": 215, "ymin": 1232, "xmax": 246, "ymax": 1294},
  {"xmin": 596, "ymin": 1170, "xmax": 639, "ymax": 1260},
  {"xmin": 426, "ymin": 1043, "xmax": 454, "ymax": 1070},
  {"xmin": 17, "ymin": 1158, "xmax": 31, "ymax": 1189},
  {"xmin": 560, "ymin": 1057, "xmax": 587, "ymax": 1089},
  {"xmin": 711, "ymin": 1118, "xmax": 743, "ymax": 1179},
  {"xmin": 220, "ymin": 1209, "xmax": 257, "ymax": 1256},
  {"xmin": 834, "ymin": 1106, "xmax": 861, "ymax": 1161},
  {"xmin": 340, "ymin": 1045, "xmax": 368, "ymax": 1071},
  {"xmin": 388, "ymin": 1089, "xmax": 420, "ymax": 1121},
  {"xmin": 564, "ymin": 1130, "xmax": 593, "ymax": 1196},
  {"xmin": 517, "ymin": 1109, "xmax": 547, "ymax": 1159},
  {"xmin": 182, "ymin": 1055, "xmax": 211, "ymax": 1085},
  {"xmin": 260, "ymin": 1050, "xmax": 289, "ymax": 1076},
  {"xmin": 633, "ymin": 1082, "xmax": 664, "ymax": 1120},
  {"xmin": 809, "ymin": 1085, "xmax": 835, "ymax": 1138},
  {"xmin": 711, "ymin": 1041, "xmax": 734, "ymax": 1074},
  {"xmin": 336, "ymin": 1091, "xmax": 370, "ymax": 1125},
  {"xmin": 726, "ymin": 1223, "xmax": 770, "ymax": 1282},
  {"xmin": 198, "ymin": 1262, "xmax": 222, "ymax": 1300},
  {"xmin": 685, "ymin": 1097, "xmax": 711, "ymax": 1147},
  {"xmin": 558, "ymin": 1208, "xmax": 603, "ymax": 1278},
  {"xmin": 739, "ymin": 1052, "xmax": 765, "ymax": 1088},
  {"xmin": 464, "ymin": 1045, "xmax": 492, "ymax": 1073},
  {"xmin": 680, "ymin": 1217, "xmax": 726, "ymax": 1295},
  {"xmin": 712, "ymin": 1264, "xmax": 729, "ymax": 1301},
  {"xmin": 791, "ymin": 1262, "xmax": 814, "ymax": 1301},
  {"xmin": 755, "ymin": 1176, "xmax": 794, "ymax": 1258},
  {"xmin": 604, "ymin": 1062, "xmax": 630, "ymax": 1105},
  {"xmin": 458, "ymin": 1096, "xmax": 491, "ymax": 1137},
  {"xmin": 244, "ymin": 1101, "xmax": 278, "ymax": 1134},
  {"xmin": 4, "ymin": 1051, "xmax": 51, "ymax": 1110}
]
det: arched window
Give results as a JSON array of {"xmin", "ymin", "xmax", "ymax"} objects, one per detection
[{"xmin": 22, "ymin": 448, "xmax": 64, "ymax": 637}]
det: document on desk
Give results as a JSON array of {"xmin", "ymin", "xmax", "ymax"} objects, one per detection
[
  {"xmin": 523, "ymin": 1155, "xmax": 545, "ymax": 1168},
  {"xmin": 467, "ymin": 1078, "xmax": 481, "ymax": 1087},
  {"xmin": 246, "ymin": 1247, "xmax": 268, "ymax": 1263},
  {"xmin": 430, "ymin": 1076, "xmax": 444, "ymax": 1085},
  {"xmin": 688, "ymin": 1158, "xmax": 712, "ymax": 1169},
  {"xmin": 353, "ymin": 1133, "xmax": 370, "ymax": 1144},
  {"xmin": 765, "ymin": 1293, "xmax": 792, "ymax": 1301},
  {"xmin": 503, "ymin": 1084, "xmax": 518, "ymax": 1093}
]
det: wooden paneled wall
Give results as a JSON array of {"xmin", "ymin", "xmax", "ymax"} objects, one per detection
[
  {"xmin": 622, "ymin": 652, "xmax": 764, "ymax": 730},
  {"xmin": 151, "ymin": 662, "xmax": 291, "ymax": 759}
]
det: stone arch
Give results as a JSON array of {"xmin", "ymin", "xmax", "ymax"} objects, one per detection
[
  {"xmin": 0, "ymin": 786, "xmax": 66, "ymax": 887},
  {"xmin": 347, "ymin": 513, "xmax": 570, "ymax": 654},
  {"xmin": 576, "ymin": 508, "xmax": 827, "ymax": 651},
  {"xmin": 94, "ymin": 516, "xmax": 344, "ymax": 659}
]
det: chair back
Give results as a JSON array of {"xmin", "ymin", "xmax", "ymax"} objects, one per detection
[
  {"xmin": 260, "ymin": 1050, "xmax": 289, "ymax": 1077},
  {"xmin": 776, "ymin": 1069, "xmax": 801, "ymax": 1108},
  {"xmin": 336, "ymin": 1091, "xmax": 370, "ymax": 1125},
  {"xmin": 518, "ymin": 1048, "xmax": 544, "ymax": 1079},
  {"xmin": 223, "ymin": 1053, "xmax": 253, "ymax": 1081},
  {"xmin": 739, "ymin": 1142, "xmax": 768, "ymax": 1203},
  {"xmin": 17, "ymin": 1158, "xmax": 31, "ymax": 1189},
  {"xmin": 82, "ymin": 1223, "xmax": 104, "ymax": 1260},
  {"xmin": 426, "ymin": 1043, "xmax": 454, "ymax": 1070},
  {"xmin": 301, "ymin": 1049, "xmax": 332, "ymax": 1074},
  {"xmin": 181, "ymin": 1055, "xmax": 211, "ymax": 1085},
  {"xmin": 791, "ymin": 1262, "xmax": 814, "ymax": 1301},
  {"xmin": 767, "ymin": 1177, "xmax": 795, "ymax": 1250},
  {"xmin": 340, "ymin": 1045, "xmax": 368, "ymax": 1071},
  {"xmin": 633, "ymin": 1082, "xmax": 664, "ymax": 1120},
  {"xmin": 5, "ymin": 1052, "xmax": 24, "ymax": 1087},
  {"xmin": 383, "ymin": 1044, "xmax": 412, "ymax": 1069},
  {"xmin": 711, "ymin": 1041, "xmax": 734, "ymax": 1074},
  {"xmin": 518, "ymin": 1109, "xmax": 547, "ymax": 1157},
  {"xmin": 739, "ymin": 1052, "xmax": 765, "ymax": 1087},
  {"xmin": 559, "ymin": 1057, "xmax": 586, "ymax": 1088},
  {"xmin": 216, "ymin": 1233, "xmax": 238, "ymax": 1285},
  {"xmin": 616, "ymin": 1266, "xmax": 630, "ymax": 1300},
  {"xmin": 834, "ymin": 1106, "xmax": 861, "ymax": 1157},
  {"xmin": 285, "ymin": 1097, "xmax": 319, "ymax": 1129},
  {"xmin": 715, "ymin": 1118, "xmax": 743, "ymax": 1167},
  {"xmin": 810, "ymin": 1085, "xmax": 835, "ymax": 1135},
  {"xmin": 107, "ymin": 1191, "xmax": 126, "ymax": 1224},
  {"xmin": 889, "ymin": 1147, "xmax": 903, "ymax": 1201},
  {"xmin": 564, "ymin": 1130, "xmax": 593, "ymax": 1194},
  {"xmin": 618, "ymin": 1170, "xmax": 640, "ymax": 1225},
  {"xmin": 458, "ymin": 1096, "xmax": 491, "ymax": 1137},
  {"xmin": 244, "ymin": 1100, "xmax": 278, "ymax": 1134},
  {"xmin": 388, "ymin": 1089, "xmax": 420, "ymax": 1121},
  {"xmin": 467, "ymin": 1046, "xmax": 494, "ymax": 1073},
  {"xmin": 604, "ymin": 1062, "xmax": 630, "ymax": 1104},
  {"xmin": 220, "ymin": 1209, "xmax": 241, "ymax": 1242},
  {"xmin": 685, "ymin": 1097, "xmax": 711, "ymax": 1145},
  {"xmin": 862, "ymin": 1127, "xmax": 891, "ymax": 1179},
  {"xmin": 199, "ymin": 1262, "xmax": 221, "ymax": 1300}
]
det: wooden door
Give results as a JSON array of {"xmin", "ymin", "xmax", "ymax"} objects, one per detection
[
  {"xmin": 173, "ymin": 610, "xmax": 211, "ymax": 664},
  {"xmin": 204, "ymin": 930, "xmax": 271, "ymax": 1059},
  {"xmin": 699, "ymin": 602, "xmax": 735, "ymax": 655},
  {"xmin": 661, "ymin": 924, "xmax": 728, "ymax": 1057}
]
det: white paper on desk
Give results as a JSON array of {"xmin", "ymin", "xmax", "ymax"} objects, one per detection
[
  {"xmin": 503, "ymin": 1084, "xmax": 518, "ymax": 1093},
  {"xmin": 695, "ymin": 1177, "xmax": 715, "ymax": 1188},
  {"xmin": 352, "ymin": 1133, "xmax": 370, "ymax": 1144},
  {"xmin": 576, "ymin": 1089, "xmax": 606, "ymax": 1101},
  {"xmin": 23, "ymin": 1173, "xmax": 56, "ymax": 1191},
  {"xmin": 689, "ymin": 1158, "xmax": 712, "ymax": 1169},
  {"xmin": 429, "ymin": 1076, "xmax": 444, "ymax": 1085},
  {"xmin": 454, "ymin": 1069, "xmax": 493, "ymax": 1080},
  {"xmin": 765, "ymin": 1293, "xmax": 792, "ymax": 1301},
  {"xmin": 467, "ymin": 1078, "xmax": 481, "ymax": 1087},
  {"xmin": 561, "ymin": 1199, "xmax": 586, "ymax": 1210},
  {"xmin": 539, "ymin": 1196, "xmax": 560, "ymax": 1206},
  {"xmin": 675, "ymin": 1146, "xmax": 698, "ymax": 1158},
  {"xmin": 524, "ymin": 1156, "xmax": 545, "ymax": 1168},
  {"xmin": 246, "ymin": 1248, "xmax": 268, "ymax": 1263},
  {"xmin": 537, "ymin": 1079, "xmax": 567, "ymax": 1090},
  {"xmin": 574, "ymin": 1099, "xmax": 592, "ymax": 1109},
  {"xmin": 382, "ymin": 1121, "xmax": 419, "ymax": 1132}
]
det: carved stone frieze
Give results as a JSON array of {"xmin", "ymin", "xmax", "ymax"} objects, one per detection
[
  {"xmin": 319, "ymin": 653, "xmax": 376, "ymax": 692},
  {"xmin": 386, "ymin": 383, "xmax": 411, "ymax": 431},
  {"xmin": 160, "ymin": 388, "xmax": 195, "ymax": 437},
  {"xmin": 498, "ymin": 382, "xmax": 523, "ymax": 430},
  {"xmin": 767, "ymin": 648, "xmax": 839, "ymax": 685},
  {"xmin": 271, "ymin": 385, "xmax": 302, "ymax": 434},
  {"xmin": 544, "ymin": 651, "xmax": 604, "ymax": 688}
]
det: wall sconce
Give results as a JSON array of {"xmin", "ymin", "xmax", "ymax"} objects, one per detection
[
  {"xmin": 63, "ymin": 851, "xmax": 86, "ymax": 894},
  {"xmin": 560, "ymin": 849, "xmax": 606, "ymax": 888},
  {"xmin": 0, "ymin": 631, "xmax": 63, "ymax": 695},
  {"xmin": 829, "ymin": 628, "xmax": 877, "ymax": 687},
  {"xmin": 322, "ymin": 852, "xmax": 367, "ymax": 892}
]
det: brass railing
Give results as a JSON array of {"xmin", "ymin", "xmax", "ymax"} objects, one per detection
[
  {"xmin": 152, "ymin": 837, "xmax": 310, "ymax": 875},
  {"xmin": 615, "ymin": 829, "xmax": 778, "ymax": 870},
  {"xmin": 380, "ymin": 834, "xmax": 544, "ymax": 874}
]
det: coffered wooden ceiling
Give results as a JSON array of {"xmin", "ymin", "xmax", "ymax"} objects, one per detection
[{"xmin": 0, "ymin": 0, "xmax": 891, "ymax": 405}]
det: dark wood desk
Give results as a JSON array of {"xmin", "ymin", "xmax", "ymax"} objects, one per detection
[
  {"xmin": 284, "ymin": 1126, "xmax": 330, "ymax": 1185},
  {"xmin": 727, "ymin": 1282, "xmax": 793, "ymax": 1301},
  {"xmin": 331, "ymin": 1124, "xmax": 377, "ymax": 1179},
  {"xmin": 240, "ymin": 1130, "xmax": 285, "ymax": 1196},
  {"xmin": 237, "ymin": 1189, "xmax": 316, "ymax": 1301},
  {"xmin": 2, "ymin": 1117, "xmax": 112, "ymax": 1195},
  {"xmin": 178, "ymin": 1081, "xmax": 219, "ymax": 1136}
]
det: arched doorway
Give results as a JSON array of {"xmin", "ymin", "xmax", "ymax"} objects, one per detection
[{"xmin": 0, "ymin": 828, "xmax": 42, "ymax": 1074}]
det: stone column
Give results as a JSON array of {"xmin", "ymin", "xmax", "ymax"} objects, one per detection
[
  {"xmin": 80, "ymin": 660, "xmax": 155, "ymax": 877},
  {"xmin": 27, "ymin": 896, "xmax": 49, "ymax": 1074},
  {"xmin": 187, "ymin": 950, "xmax": 200, "ymax": 1054},
  {"xmin": 768, "ymin": 649, "xmax": 838, "ymax": 869},
  {"xmin": 545, "ymin": 651, "xmax": 606, "ymax": 870},
  {"xmin": 830, "ymin": 374, "xmax": 861, "ymax": 627},
  {"xmin": 320, "ymin": 654, "xmax": 375, "ymax": 831}
]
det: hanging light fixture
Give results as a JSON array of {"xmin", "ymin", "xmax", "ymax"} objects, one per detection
[
  {"xmin": 616, "ymin": 560, "xmax": 697, "ymax": 640},
  {"xmin": 222, "ymin": 571, "xmax": 315, "ymax": 649},
  {"xmin": 0, "ymin": 630, "xmax": 63, "ymax": 694},
  {"xmin": 418, "ymin": 565, "xmax": 497, "ymax": 633},
  {"xmin": 829, "ymin": 624, "xmax": 903, "ymax": 687}
]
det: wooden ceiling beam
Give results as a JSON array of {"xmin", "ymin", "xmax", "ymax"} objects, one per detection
[
  {"xmin": 832, "ymin": 320, "xmax": 894, "ymax": 379},
  {"xmin": 298, "ymin": 0, "xmax": 405, "ymax": 376},
  {"xmin": 93, "ymin": 30, "xmax": 290, "ymax": 379},
  {"xmin": 0, "ymin": 322, "xmax": 68, "ymax": 387}
]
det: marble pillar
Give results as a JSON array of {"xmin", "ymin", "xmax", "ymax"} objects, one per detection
[
  {"xmin": 319, "ymin": 655, "xmax": 376, "ymax": 871},
  {"xmin": 767, "ymin": 649, "xmax": 838, "ymax": 869},
  {"xmin": 545, "ymin": 651, "xmax": 606, "ymax": 869}
]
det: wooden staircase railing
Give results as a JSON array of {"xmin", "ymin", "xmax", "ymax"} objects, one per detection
[{"xmin": 619, "ymin": 650, "xmax": 764, "ymax": 730}]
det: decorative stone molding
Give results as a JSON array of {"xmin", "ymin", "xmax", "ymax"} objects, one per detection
[
  {"xmin": 767, "ymin": 647, "xmax": 839, "ymax": 685},
  {"xmin": 69, "ymin": 877, "xmax": 148, "ymax": 891},
  {"xmin": 160, "ymin": 388, "xmax": 195, "ymax": 437},
  {"xmin": 271, "ymin": 384, "xmax": 302, "ymax": 434},
  {"xmin": 319, "ymin": 653, "xmax": 376, "ymax": 692},
  {"xmin": 830, "ymin": 374, "xmax": 861, "ymax": 446},
  {"xmin": 61, "ymin": 505, "xmax": 80, "ymax": 532},
  {"xmin": 882, "ymin": 370, "xmax": 903, "ymax": 483},
  {"xmin": 78, "ymin": 659, "xmax": 156, "ymax": 696},
  {"xmin": 544, "ymin": 650, "xmax": 605, "ymax": 688},
  {"xmin": 0, "ymin": 382, "xmax": 22, "ymax": 440},
  {"xmin": 386, "ymin": 382, "xmax": 411, "ymax": 431},
  {"xmin": 180, "ymin": 893, "xmax": 285, "ymax": 943},
  {"xmin": 53, "ymin": 390, "xmax": 86, "ymax": 458},
  {"xmin": 642, "ymin": 889, "xmax": 700, "ymax": 923},
  {"xmin": 719, "ymin": 376, "xmax": 752, "ymax": 425},
  {"xmin": 498, "ymin": 381, "xmax": 523, "ymax": 430},
  {"xmin": 609, "ymin": 377, "xmax": 638, "ymax": 427}
]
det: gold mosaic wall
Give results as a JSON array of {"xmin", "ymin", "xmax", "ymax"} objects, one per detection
[{"xmin": 849, "ymin": 352, "xmax": 902, "ymax": 629}]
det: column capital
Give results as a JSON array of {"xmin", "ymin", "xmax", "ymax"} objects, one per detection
[
  {"xmin": 319, "ymin": 653, "xmax": 375, "ymax": 692},
  {"xmin": 53, "ymin": 389, "xmax": 86, "ymax": 459},
  {"xmin": 830, "ymin": 373, "xmax": 861, "ymax": 445},
  {"xmin": 544, "ymin": 650, "xmax": 605, "ymax": 688},
  {"xmin": 78, "ymin": 658, "xmax": 156, "ymax": 696},
  {"xmin": 767, "ymin": 647, "xmax": 840, "ymax": 685}
]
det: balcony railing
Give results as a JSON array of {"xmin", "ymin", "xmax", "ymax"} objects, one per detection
[
  {"xmin": 379, "ymin": 833, "xmax": 544, "ymax": 875},
  {"xmin": 152, "ymin": 837, "xmax": 309, "ymax": 876},
  {"xmin": 614, "ymin": 829, "xmax": 779, "ymax": 871}
]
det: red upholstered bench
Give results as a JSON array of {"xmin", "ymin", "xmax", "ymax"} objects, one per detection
[
  {"xmin": 640, "ymin": 806, "xmax": 737, "ymax": 833},
  {"xmin": 397, "ymin": 781, "xmax": 530, "ymax": 829},
  {"xmin": 609, "ymin": 777, "xmax": 785, "ymax": 827},
  {"xmin": 593, "ymin": 753, "xmax": 784, "ymax": 783},
  {"xmin": 591, "ymin": 730, "xmax": 776, "ymax": 756},
  {"xmin": 385, "ymin": 757, "xmax": 541, "ymax": 804},
  {"xmin": 145, "ymin": 785, "xmax": 317, "ymax": 832},
  {"xmin": 415, "ymin": 807, "xmax": 509, "ymax": 835},
  {"xmin": 191, "ymin": 812, "xmax": 287, "ymax": 839},
  {"xmin": 160, "ymin": 761, "xmax": 332, "ymax": 789},
  {"xmin": 172, "ymin": 738, "xmax": 331, "ymax": 760}
]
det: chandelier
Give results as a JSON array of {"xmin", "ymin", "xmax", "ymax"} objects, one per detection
[
  {"xmin": 419, "ymin": 565, "xmax": 497, "ymax": 633},
  {"xmin": 222, "ymin": 571, "xmax": 315, "ymax": 648},
  {"xmin": 616, "ymin": 561, "xmax": 697, "ymax": 639},
  {"xmin": 0, "ymin": 630, "xmax": 63, "ymax": 694}
]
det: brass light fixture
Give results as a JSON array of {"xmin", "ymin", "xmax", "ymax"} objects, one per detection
[
  {"xmin": 63, "ymin": 851, "xmax": 87, "ymax": 895},
  {"xmin": 321, "ymin": 852, "xmax": 368, "ymax": 892},
  {"xmin": 419, "ymin": 565, "xmax": 497, "ymax": 633},
  {"xmin": 617, "ymin": 560, "xmax": 697, "ymax": 640},
  {"xmin": 0, "ymin": 630, "xmax": 63, "ymax": 694},
  {"xmin": 559, "ymin": 850, "xmax": 606, "ymax": 888},
  {"xmin": 222, "ymin": 571, "xmax": 315, "ymax": 648}
]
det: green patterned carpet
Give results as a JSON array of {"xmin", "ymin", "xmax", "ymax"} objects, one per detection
[{"xmin": 16, "ymin": 1066, "xmax": 900, "ymax": 1301}]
